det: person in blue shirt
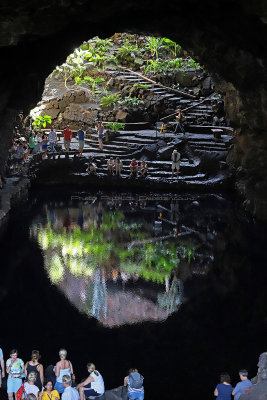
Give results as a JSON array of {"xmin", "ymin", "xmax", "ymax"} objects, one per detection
[
  {"xmin": 77, "ymin": 125, "xmax": 85, "ymax": 157},
  {"xmin": 232, "ymin": 369, "xmax": 252, "ymax": 400},
  {"xmin": 214, "ymin": 373, "xmax": 232, "ymax": 400},
  {"xmin": 0, "ymin": 347, "xmax": 5, "ymax": 389}
]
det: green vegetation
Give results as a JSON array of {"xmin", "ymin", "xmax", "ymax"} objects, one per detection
[
  {"xmin": 105, "ymin": 122, "xmax": 125, "ymax": 132},
  {"xmin": 100, "ymin": 93, "xmax": 120, "ymax": 107},
  {"xmin": 36, "ymin": 211, "xmax": 195, "ymax": 285},
  {"xmin": 133, "ymin": 83, "xmax": 152, "ymax": 89},
  {"xmin": 32, "ymin": 115, "xmax": 52, "ymax": 132},
  {"xmin": 119, "ymin": 96, "xmax": 144, "ymax": 107},
  {"xmin": 75, "ymin": 76, "xmax": 105, "ymax": 96}
]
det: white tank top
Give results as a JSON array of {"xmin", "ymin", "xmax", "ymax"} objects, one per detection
[
  {"xmin": 56, "ymin": 361, "xmax": 71, "ymax": 383},
  {"xmin": 90, "ymin": 371, "xmax": 104, "ymax": 395}
]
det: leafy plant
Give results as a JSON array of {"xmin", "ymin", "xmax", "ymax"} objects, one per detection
[
  {"xmin": 75, "ymin": 76, "xmax": 105, "ymax": 96},
  {"xmin": 32, "ymin": 115, "xmax": 52, "ymax": 132},
  {"xmin": 187, "ymin": 57, "xmax": 202, "ymax": 71},
  {"xmin": 100, "ymin": 93, "xmax": 120, "ymax": 107},
  {"xmin": 105, "ymin": 122, "xmax": 125, "ymax": 132},
  {"xmin": 162, "ymin": 38, "xmax": 182, "ymax": 57},
  {"xmin": 146, "ymin": 36, "xmax": 164, "ymax": 59},
  {"xmin": 119, "ymin": 96, "xmax": 144, "ymax": 107}
]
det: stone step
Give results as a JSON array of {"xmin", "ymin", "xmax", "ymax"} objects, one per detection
[
  {"xmin": 191, "ymin": 144, "xmax": 228, "ymax": 152},
  {"xmin": 188, "ymin": 140, "xmax": 228, "ymax": 148}
]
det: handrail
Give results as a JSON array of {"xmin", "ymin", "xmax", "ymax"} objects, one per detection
[
  {"xmin": 118, "ymin": 66, "xmax": 197, "ymax": 100},
  {"xmin": 159, "ymin": 94, "xmax": 214, "ymax": 122}
]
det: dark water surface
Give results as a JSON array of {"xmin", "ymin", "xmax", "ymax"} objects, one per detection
[{"xmin": 0, "ymin": 188, "xmax": 267, "ymax": 399}]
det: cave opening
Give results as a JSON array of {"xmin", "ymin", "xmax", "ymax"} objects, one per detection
[{"xmin": 0, "ymin": 2, "xmax": 267, "ymax": 400}]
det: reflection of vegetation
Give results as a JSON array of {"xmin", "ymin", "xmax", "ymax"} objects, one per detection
[{"xmin": 37, "ymin": 211, "xmax": 195, "ymax": 284}]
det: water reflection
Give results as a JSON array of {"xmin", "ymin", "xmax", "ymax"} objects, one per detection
[{"xmin": 30, "ymin": 196, "xmax": 194, "ymax": 327}]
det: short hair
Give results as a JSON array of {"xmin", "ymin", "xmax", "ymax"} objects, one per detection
[
  {"xmin": 62, "ymin": 375, "xmax": 71, "ymax": 385},
  {"xmin": 239, "ymin": 369, "xmax": 248, "ymax": 377},
  {"xmin": 28, "ymin": 372, "xmax": 37, "ymax": 382},
  {"xmin": 10, "ymin": 349, "xmax": 18, "ymax": 356},
  {"xmin": 220, "ymin": 373, "xmax": 231, "ymax": 384},
  {"xmin": 27, "ymin": 395, "xmax": 37, "ymax": 400}
]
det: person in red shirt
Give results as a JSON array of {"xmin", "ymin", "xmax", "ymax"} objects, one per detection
[
  {"xmin": 130, "ymin": 158, "xmax": 138, "ymax": 175},
  {"xmin": 63, "ymin": 125, "xmax": 72, "ymax": 151}
]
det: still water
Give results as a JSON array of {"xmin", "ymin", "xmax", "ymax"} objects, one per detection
[{"xmin": 0, "ymin": 189, "xmax": 267, "ymax": 399}]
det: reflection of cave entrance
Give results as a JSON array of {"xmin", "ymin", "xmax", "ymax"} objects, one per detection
[{"xmin": 25, "ymin": 33, "xmax": 232, "ymax": 188}]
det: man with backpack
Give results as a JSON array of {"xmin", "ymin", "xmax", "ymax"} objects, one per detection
[
  {"xmin": 171, "ymin": 149, "xmax": 181, "ymax": 177},
  {"xmin": 124, "ymin": 368, "xmax": 144, "ymax": 400},
  {"xmin": 174, "ymin": 108, "xmax": 185, "ymax": 135}
]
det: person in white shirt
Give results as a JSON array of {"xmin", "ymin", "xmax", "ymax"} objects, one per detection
[
  {"xmin": 62, "ymin": 375, "xmax": 79, "ymax": 400},
  {"xmin": 24, "ymin": 372, "xmax": 39, "ymax": 398},
  {"xmin": 76, "ymin": 363, "xmax": 104, "ymax": 399},
  {"xmin": 48, "ymin": 127, "xmax": 57, "ymax": 153}
]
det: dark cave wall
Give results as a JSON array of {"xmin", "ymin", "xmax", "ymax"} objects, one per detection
[{"xmin": 0, "ymin": 0, "xmax": 267, "ymax": 218}]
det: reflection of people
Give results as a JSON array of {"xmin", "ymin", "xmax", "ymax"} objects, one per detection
[
  {"xmin": 214, "ymin": 373, "xmax": 232, "ymax": 400},
  {"xmin": 76, "ymin": 363, "xmax": 105, "ymax": 399},
  {"xmin": 124, "ymin": 368, "xmax": 144, "ymax": 400},
  {"xmin": 63, "ymin": 212, "xmax": 71, "ymax": 232},
  {"xmin": 232, "ymin": 370, "xmax": 252, "ymax": 400},
  {"xmin": 54, "ymin": 350, "xmax": 74, "ymax": 394}
]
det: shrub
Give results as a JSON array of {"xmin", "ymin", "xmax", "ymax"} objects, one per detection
[
  {"xmin": 32, "ymin": 115, "xmax": 52, "ymax": 132},
  {"xmin": 119, "ymin": 96, "xmax": 144, "ymax": 107},
  {"xmin": 100, "ymin": 93, "xmax": 120, "ymax": 107},
  {"xmin": 105, "ymin": 122, "xmax": 125, "ymax": 132}
]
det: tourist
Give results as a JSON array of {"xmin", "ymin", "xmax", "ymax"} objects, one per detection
[
  {"xmin": 77, "ymin": 125, "xmax": 85, "ymax": 157},
  {"xmin": 232, "ymin": 369, "xmax": 252, "ymax": 400},
  {"xmin": 61, "ymin": 375, "xmax": 79, "ymax": 400},
  {"xmin": 23, "ymin": 145, "xmax": 30, "ymax": 162},
  {"xmin": 107, "ymin": 157, "xmax": 115, "ymax": 174},
  {"xmin": 0, "ymin": 347, "xmax": 5, "ymax": 389},
  {"xmin": 174, "ymin": 108, "xmax": 185, "ymax": 135},
  {"xmin": 130, "ymin": 159, "xmax": 139, "ymax": 175},
  {"xmin": 6, "ymin": 349, "xmax": 24, "ymax": 400},
  {"xmin": 63, "ymin": 125, "xmax": 72, "ymax": 152},
  {"xmin": 76, "ymin": 363, "xmax": 105, "ymax": 399},
  {"xmin": 13, "ymin": 142, "xmax": 24, "ymax": 174},
  {"xmin": 25, "ymin": 350, "xmax": 44, "ymax": 391},
  {"xmin": 214, "ymin": 373, "xmax": 232, "ymax": 400},
  {"xmin": 171, "ymin": 149, "xmax": 181, "ymax": 177},
  {"xmin": 115, "ymin": 157, "xmax": 123, "ymax": 176},
  {"xmin": 28, "ymin": 132, "xmax": 35, "ymax": 154},
  {"xmin": 86, "ymin": 160, "xmax": 97, "ymax": 173},
  {"xmin": 139, "ymin": 160, "xmax": 148, "ymax": 177},
  {"xmin": 95, "ymin": 121, "xmax": 104, "ymax": 151},
  {"xmin": 54, "ymin": 349, "xmax": 74, "ymax": 394},
  {"xmin": 34, "ymin": 133, "xmax": 42, "ymax": 153},
  {"xmin": 24, "ymin": 372, "xmax": 40, "ymax": 398},
  {"xmin": 41, "ymin": 134, "xmax": 48, "ymax": 159},
  {"xmin": 124, "ymin": 368, "xmax": 144, "ymax": 400},
  {"xmin": 49, "ymin": 127, "xmax": 57, "ymax": 153},
  {"xmin": 41, "ymin": 380, "xmax": 60, "ymax": 400}
]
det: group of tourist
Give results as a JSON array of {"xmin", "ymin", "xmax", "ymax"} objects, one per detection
[
  {"xmin": 0, "ymin": 347, "xmax": 144, "ymax": 400},
  {"xmin": 214, "ymin": 370, "xmax": 253, "ymax": 400}
]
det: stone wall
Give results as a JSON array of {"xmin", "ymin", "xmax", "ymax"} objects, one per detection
[{"xmin": 0, "ymin": 0, "xmax": 267, "ymax": 218}]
